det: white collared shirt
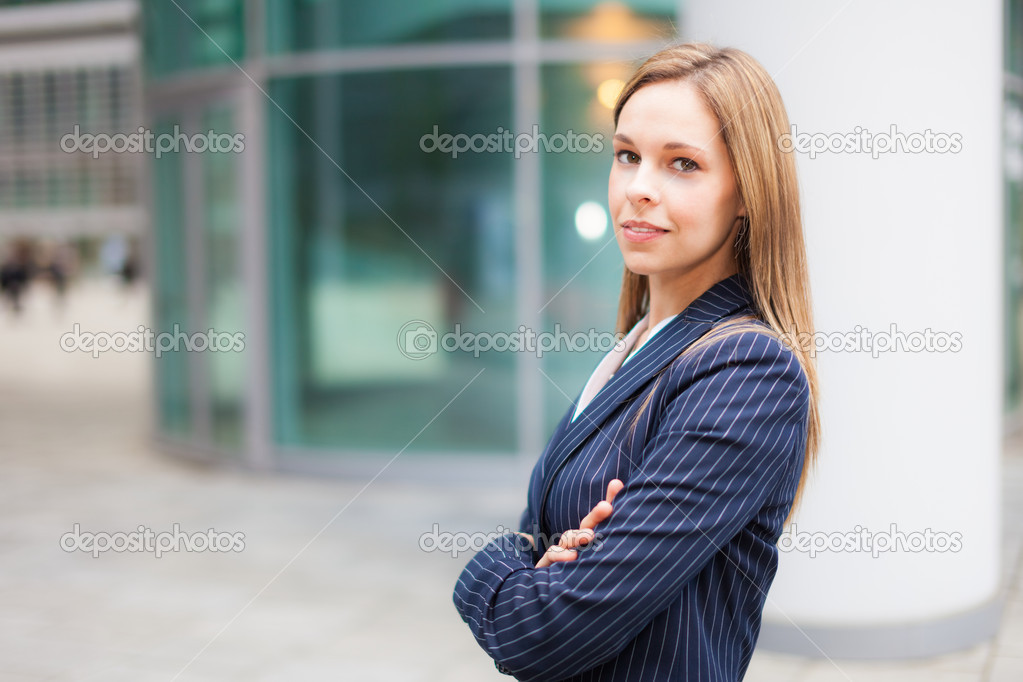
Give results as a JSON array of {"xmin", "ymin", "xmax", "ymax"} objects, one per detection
[{"xmin": 570, "ymin": 313, "xmax": 679, "ymax": 423}]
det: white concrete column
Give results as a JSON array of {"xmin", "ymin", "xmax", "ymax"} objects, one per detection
[{"xmin": 684, "ymin": 0, "xmax": 1004, "ymax": 657}]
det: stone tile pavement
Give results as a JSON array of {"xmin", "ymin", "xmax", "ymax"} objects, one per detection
[{"xmin": 0, "ymin": 279, "xmax": 1020, "ymax": 681}]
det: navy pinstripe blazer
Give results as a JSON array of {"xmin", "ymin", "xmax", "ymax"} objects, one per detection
[{"xmin": 453, "ymin": 274, "xmax": 811, "ymax": 681}]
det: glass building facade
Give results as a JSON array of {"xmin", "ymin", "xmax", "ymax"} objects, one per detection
[
  {"xmin": 142, "ymin": 0, "xmax": 680, "ymax": 467},
  {"xmin": 1004, "ymin": 0, "xmax": 1023, "ymax": 413},
  {"xmin": 0, "ymin": 0, "xmax": 142, "ymax": 238}
]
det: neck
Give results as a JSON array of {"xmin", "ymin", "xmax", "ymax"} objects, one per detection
[{"xmin": 646, "ymin": 265, "xmax": 738, "ymax": 330}]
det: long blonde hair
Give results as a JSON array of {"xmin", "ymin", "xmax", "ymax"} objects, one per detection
[{"xmin": 614, "ymin": 43, "xmax": 820, "ymax": 525}]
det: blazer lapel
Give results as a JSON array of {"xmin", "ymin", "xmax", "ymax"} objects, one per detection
[{"xmin": 535, "ymin": 274, "xmax": 756, "ymax": 525}]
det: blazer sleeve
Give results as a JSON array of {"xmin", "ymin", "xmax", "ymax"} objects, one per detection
[{"xmin": 452, "ymin": 331, "xmax": 810, "ymax": 681}]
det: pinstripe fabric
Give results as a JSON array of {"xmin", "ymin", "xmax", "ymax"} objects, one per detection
[
  {"xmin": 453, "ymin": 274, "xmax": 811, "ymax": 681},
  {"xmin": 571, "ymin": 312, "xmax": 678, "ymax": 423}
]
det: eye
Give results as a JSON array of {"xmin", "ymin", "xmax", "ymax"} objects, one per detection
[
  {"xmin": 615, "ymin": 149, "xmax": 639, "ymax": 164},
  {"xmin": 671, "ymin": 157, "xmax": 699, "ymax": 172}
]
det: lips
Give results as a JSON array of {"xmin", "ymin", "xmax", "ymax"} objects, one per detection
[{"xmin": 621, "ymin": 220, "xmax": 669, "ymax": 242}]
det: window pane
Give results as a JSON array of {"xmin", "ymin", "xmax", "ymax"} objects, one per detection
[
  {"xmin": 1005, "ymin": 1, "xmax": 1023, "ymax": 409},
  {"xmin": 143, "ymin": 0, "xmax": 245, "ymax": 77},
  {"xmin": 202, "ymin": 103, "xmax": 245, "ymax": 448},
  {"xmin": 266, "ymin": 0, "xmax": 511, "ymax": 53},
  {"xmin": 151, "ymin": 118, "xmax": 192, "ymax": 437},
  {"xmin": 540, "ymin": 62, "xmax": 624, "ymax": 434},
  {"xmin": 1008, "ymin": 0, "xmax": 1023, "ymax": 77},
  {"xmin": 268, "ymin": 67, "xmax": 516, "ymax": 454}
]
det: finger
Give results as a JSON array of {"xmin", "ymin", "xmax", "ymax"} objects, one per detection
[
  {"xmin": 535, "ymin": 545, "xmax": 578, "ymax": 568},
  {"xmin": 578, "ymin": 479, "xmax": 626, "ymax": 530},
  {"xmin": 606, "ymin": 479, "xmax": 625, "ymax": 505},
  {"xmin": 579, "ymin": 500, "xmax": 613, "ymax": 530},
  {"xmin": 514, "ymin": 532, "xmax": 535, "ymax": 549},
  {"xmin": 546, "ymin": 547, "xmax": 578, "ymax": 563},
  {"xmin": 558, "ymin": 528, "xmax": 595, "ymax": 548}
]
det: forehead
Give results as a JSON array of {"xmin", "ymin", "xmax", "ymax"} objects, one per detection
[{"xmin": 616, "ymin": 80, "xmax": 725, "ymax": 152}]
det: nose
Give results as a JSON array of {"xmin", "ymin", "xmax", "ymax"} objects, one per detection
[{"xmin": 625, "ymin": 162, "xmax": 660, "ymax": 206}]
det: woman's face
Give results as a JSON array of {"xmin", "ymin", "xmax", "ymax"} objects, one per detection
[{"xmin": 609, "ymin": 79, "xmax": 745, "ymax": 289}]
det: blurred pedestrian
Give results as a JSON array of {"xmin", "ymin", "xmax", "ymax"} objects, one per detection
[
  {"xmin": 38, "ymin": 240, "xmax": 76, "ymax": 310},
  {"xmin": 119, "ymin": 240, "xmax": 140, "ymax": 287},
  {"xmin": 0, "ymin": 240, "xmax": 35, "ymax": 314}
]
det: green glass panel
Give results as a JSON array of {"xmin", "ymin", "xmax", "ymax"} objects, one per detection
[
  {"xmin": 202, "ymin": 103, "xmax": 245, "ymax": 448},
  {"xmin": 143, "ymin": 0, "xmax": 245, "ymax": 78},
  {"xmin": 540, "ymin": 62, "xmax": 624, "ymax": 434},
  {"xmin": 268, "ymin": 66, "xmax": 516, "ymax": 453},
  {"xmin": 151, "ymin": 118, "xmax": 192, "ymax": 437},
  {"xmin": 266, "ymin": 0, "xmax": 511, "ymax": 53},
  {"xmin": 1006, "ymin": 0, "xmax": 1023, "ymax": 410},
  {"xmin": 1008, "ymin": 0, "xmax": 1023, "ymax": 77}
]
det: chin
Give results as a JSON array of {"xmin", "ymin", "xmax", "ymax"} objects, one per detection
[
  {"xmin": 621, "ymin": 250, "xmax": 672, "ymax": 271},
  {"xmin": 622, "ymin": 260, "xmax": 665, "ymax": 278}
]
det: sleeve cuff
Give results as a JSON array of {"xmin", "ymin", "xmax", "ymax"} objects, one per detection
[{"xmin": 452, "ymin": 533, "xmax": 534, "ymax": 655}]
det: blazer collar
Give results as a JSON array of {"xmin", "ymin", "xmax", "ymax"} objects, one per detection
[{"xmin": 540, "ymin": 273, "xmax": 756, "ymax": 484}]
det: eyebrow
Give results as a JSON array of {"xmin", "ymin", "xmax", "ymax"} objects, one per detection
[{"xmin": 613, "ymin": 133, "xmax": 703, "ymax": 154}]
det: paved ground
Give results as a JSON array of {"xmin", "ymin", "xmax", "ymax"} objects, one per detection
[{"xmin": 1, "ymin": 278, "xmax": 1021, "ymax": 681}]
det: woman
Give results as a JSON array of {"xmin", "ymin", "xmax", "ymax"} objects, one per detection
[{"xmin": 453, "ymin": 42, "xmax": 820, "ymax": 682}]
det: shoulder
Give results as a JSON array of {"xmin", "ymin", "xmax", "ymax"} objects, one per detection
[{"xmin": 665, "ymin": 316, "xmax": 810, "ymax": 406}]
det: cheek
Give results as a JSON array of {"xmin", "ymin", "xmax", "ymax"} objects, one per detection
[
  {"xmin": 607, "ymin": 170, "xmax": 625, "ymax": 210},
  {"xmin": 663, "ymin": 195, "xmax": 696, "ymax": 228},
  {"xmin": 709, "ymin": 179, "xmax": 743, "ymax": 223},
  {"xmin": 667, "ymin": 188, "xmax": 736, "ymax": 231}
]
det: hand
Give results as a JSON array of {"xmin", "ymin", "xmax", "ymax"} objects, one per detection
[{"xmin": 535, "ymin": 479, "xmax": 624, "ymax": 568}]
